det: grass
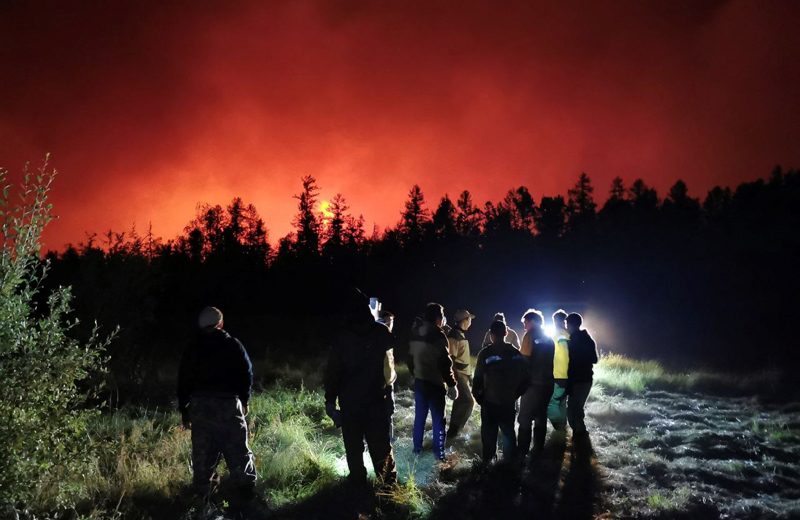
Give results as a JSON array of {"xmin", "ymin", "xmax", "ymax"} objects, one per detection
[
  {"xmin": 594, "ymin": 353, "xmax": 783, "ymax": 398},
  {"xmin": 23, "ymin": 384, "xmax": 426, "ymax": 519},
  {"xmin": 15, "ymin": 353, "xmax": 798, "ymax": 519}
]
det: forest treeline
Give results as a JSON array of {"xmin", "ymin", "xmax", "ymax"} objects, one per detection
[{"xmin": 42, "ymin": 167, "xmax": 800, "ymax": 401}]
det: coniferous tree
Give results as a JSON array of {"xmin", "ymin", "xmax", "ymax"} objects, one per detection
[
  {"xmin": 455, "ymin": 190, "xmax": 482, "ymax": 237},
  {"xmin": 505, "ymin": 186, "xmax": 537, "ymax": 232},
  {"xmin": 431, "ymin": 195, "xmax": 457, "ymax": 239},
  {"xmin": 567, "ymin": 172, "xmax": 597, "ymax": 231},
  {"xmin": 293, "ymin": 175, "xmax": 322, "ymax": 256},
  {"xmin": 630, "ymin": 179, "xmax": 659, "ymax": 212},
  {"xmin": 322, "ymin": 193, "xmax": 348, "ymax": 256},
  {"xmin": 535, "ymin": 195, "xmax": 566, "ymax": 241},
  {"xmin": 399, "ymin": 184, "xmax": 430, "ymax": 244},
  {"xmin": 703, "ymin": 186, "xmax": 732, "ymax": 220}
]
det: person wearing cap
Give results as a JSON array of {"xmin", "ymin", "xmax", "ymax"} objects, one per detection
[
  {"xmin": 517, "ymin": 309, "xmax": 555, "ymax": 455},
  {"xmin": 177, "ymin": 306, "xmax": 256, "ymax": 501},
  {"xmin": 408, "ymin": 302, "xmax": 458, "ymax": 461},
  {"xmin": 548, "ymin": 309, "xmax": 570, "ymax": 430},
  {"xmin": 565, "ymin": 312, "xmax": 598, "ymax": 438},
  {"xmin": 481, "ymin": 312, "xmax": 521, "ymax": 349},
  {"xmin": 472, "ymin": 320, "xmax": 530, "ymax": 463},
  {"xmin": 446, "ymin": 309, "xmax": 476, "ymax": 439},
  {"xmin": 325, "ymin": 292, "xmax": 397, "ymax": 488}
]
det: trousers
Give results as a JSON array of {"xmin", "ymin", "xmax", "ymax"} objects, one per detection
[
  {"xmin": 413, "ymin": 379, "xmax": 447, "ymax": 460},
  {"xmin": 189, "ymin": 396, "xmax": 256, "ymax": 495},
  {"xmin": 341, "ymin": 402, "xmax": 396, "ymax": 485},
  {"xmin": 517, "ymin": 382, "xmax": 554, "ymax": 454},
  {"xmin": 447, "ymin": 372, "xmax": 474, "ymax": 438},
  {"xmin": 567, "ymin": 380, "xmax": 592, "ymax": 434},
  {"xmin": 480, "ymin": 401, "xmax": 517, "ymax": 462}
]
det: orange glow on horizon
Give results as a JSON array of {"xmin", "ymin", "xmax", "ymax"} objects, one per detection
[{"xmin": 1, "ymin": 1, "xmax": 798, "ymax": 251}]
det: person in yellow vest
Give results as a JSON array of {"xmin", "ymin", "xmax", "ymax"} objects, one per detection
[{"xmin": 548, "ymin": 309, "xmax": 570, "ymax": 430}]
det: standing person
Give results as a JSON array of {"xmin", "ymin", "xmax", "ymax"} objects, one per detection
[
  {"xmin": 446, "ymin": 309, "xmax": 476, "ymax": 440},
  {"xmin": 324, "ymin": 293, "xmax": 397, "ymax": 488},
  {"xmin": 481, "ymin": 312, "xmax": 521, "ymax": 349},
  {"xmin": 377, "ymin": 310, "xmax": 398, "ymax": 440},
  {"xmin": 177, "ymin": 307, "xmax": 256, "ymax": 503},
  {"xmin": 409, "ymin": 303, "xmax": 458, "ymax": 461},
  {"xmin": 517, "ymin": 309, "xmax": 555, "ymax": 456},
  {"xmin": 566, "ymin": 313, "xmax": 598, "ymax": 437},
  {"xmin": 548, "ymin": 309, "xmax": 570, "ymax": 430},
  {"xmin": 472, "ymin": 320, "xmax": 530, "ymax": 463}
]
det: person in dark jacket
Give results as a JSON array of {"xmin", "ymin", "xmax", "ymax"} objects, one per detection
[
  {"xmin": 472, "ymin": 320, "xmax": 530, "ymax": 463},
  {"xmin": 517, "ymin": 309, "xmax": 555, "ymax": 456},
  {"xmin": 177, "ymin": 306, "xmax": 256, "ymax": 498},
  {"xmin": 566, "ymin": 312, "xmax": 598, "ymax": 437},
  {"xmin": 325, "ymin": 293, "xmax": 397, "ymax": 487},
  {"xmin": 409, "ymin": 302, "xmax": 458, "ymax": 461}
]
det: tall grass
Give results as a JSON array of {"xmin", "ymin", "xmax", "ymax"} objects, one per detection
[
  {"xmin": 248, "ymin": 386, "xmax": 341, "ymax": 505},
  {"xmin": 594, "ymin": 353, "xmax": 783, "ymax": 398},
  {"xmin": 27, "ymin": 384, "xmax": 425, "ymax": 519}
]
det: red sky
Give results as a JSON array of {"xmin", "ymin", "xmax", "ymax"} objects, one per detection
[{"xmin": 2, "ymin": 1, "xmax": 799, "ymax": 250}]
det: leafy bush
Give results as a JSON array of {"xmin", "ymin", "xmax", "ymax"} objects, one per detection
[{"xmin": 0, "ymin": 162, "xmax": 113, "ymax": 507}]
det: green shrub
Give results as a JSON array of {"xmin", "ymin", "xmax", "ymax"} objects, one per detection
[{"xmin": 0, "ymin": 162, "xmax": 113, "ymax": 507}]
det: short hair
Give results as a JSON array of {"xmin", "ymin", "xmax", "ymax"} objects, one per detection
[
  {"xmin": 424, "ymin": 302, "xmax": 444, "ymax": 323},
  {"xmin": 379, "ymin": 310, "xmax": 394, "ymax": 321},
  {"xmin": 489, "ymin": 320, "xmax": 507, "ymax": 340},
  {"xmin": 566, "ymin": 312, "xmax": 583, "ymax": 327},
  {"xmin": 521, "ymin": 309, "xmax": 544, "ymax": 326},
  {"xmin": 552, "ymin": 309, "xmax": 568, "ymax": 323},
  {"xmin": 493, "ymin": 312, "xmax": 506, "ymax": 323}
]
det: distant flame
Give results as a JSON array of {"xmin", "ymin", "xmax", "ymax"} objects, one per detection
[{"xmin": 319, "ymin": 200, "xmax": 334, "ymax": 220}]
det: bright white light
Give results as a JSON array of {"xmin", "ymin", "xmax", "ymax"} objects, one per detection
[{"xmin": 543, "ymin": 325, "xmax": 555, "ymax": 338}]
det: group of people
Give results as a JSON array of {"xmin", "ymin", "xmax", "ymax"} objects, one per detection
[
  {"xmin": 175, "ymin": 295, "xmax": 598, "ymax": 507},
  {"xmin": 323, "ymin": 297, "xmax": 599, "ymax": 491}
]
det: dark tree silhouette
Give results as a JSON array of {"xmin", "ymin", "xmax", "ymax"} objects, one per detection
[
  {"xmin": 292, "ymin": 175, "xmax": 322, "ymax": 257},
  {"xmin": 535, "ymin": 195, "xmax": 567, "ymax": 241},
  {"xmin": 399, "ymin": 184, "xmax": 430, "ymax": 244},
  {"xmin": 40, "ymin": 167, "xmax": 800, "ymax": 403},
  {"xmin": 431, "ymin": 195, "xmax": 457, "ymax": 239},
  {"xmin": 455, "ymin": 190, "xmax": 482, "ymax": 237},
  {"xmin": 567, "ymin": 172, "xmax": 597, "ymax": 231}
]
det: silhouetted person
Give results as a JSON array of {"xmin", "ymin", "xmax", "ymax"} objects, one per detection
[
  {"xmin": 324, "ymin": 292, "xmax": 397, "ymax": 488},
  {"xmin": 517, "ymin": 309, "xmax": 555, "ymax": 456},
  {"xmin": 378, "ymin": 310, "xmax": 398, "ymax": 440},
  {"xmin": 177, "ymin": 306, "xmax": 256, "ymax": 501},
  {"xmin": 548, "ymin": 309, "xmax": 570, "ymax": 430},
  {"xmin": 472, "ymin": 320, "xmax": 529, "ymax": 463},
  {"xmin": 447, "ymin": 309, "xmax": 476, "ymax": 439},
  {"xmin": 409, "ymin": 302, "xmax": 458, "ymax": 461},
  {"xmin": 566, "ymin": 312, "xmax": 598, "ymax": 437},
  {"xmin": 481, "ymin": 312, "xmax": 521, "ymax": 349}
]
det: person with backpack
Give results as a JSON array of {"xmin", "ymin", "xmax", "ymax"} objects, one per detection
[{"xmin": 472, "ymin": 320, "xmax": 530, "ymax": 463}]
